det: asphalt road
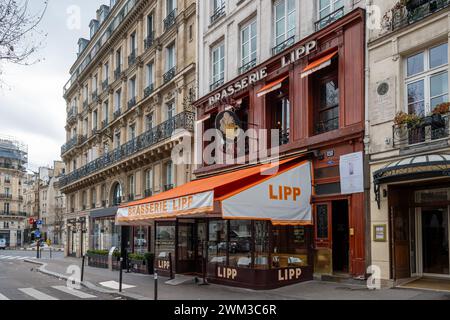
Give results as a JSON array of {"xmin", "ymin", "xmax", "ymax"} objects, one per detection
[{"xmin": 0, "ymin": 255, "xmax": 121, "ymax": 300}]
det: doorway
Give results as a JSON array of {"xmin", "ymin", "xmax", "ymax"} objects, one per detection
[{"xmin": 332, "ymin": 200, "xmax": 349, "ymax": 273}]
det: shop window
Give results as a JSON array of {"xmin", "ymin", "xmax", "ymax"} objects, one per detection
[
  {"xmin": 266, "ymin": 81, "xmax": 290, "ymax": 146},
  {"xmin": 313, "ymin": 57, "xmax": 339, "ymax": 135},
  {"xmin": 134, "ymin": 226, "xmax": 148, "ymax": 254},
  {"xmin": 254, "ymin": 221, "xmax": 270, "ymax": 269},
  {"xmin": 272, "ymin": 226, "xmax": 310, "ymax": 268},
  {"xmin": 208, "ymin": 220, "xmax": 228, "ymax": 264},
  {"xmin": 155, "ymin": 223, "xmax": 175, "ymax": 261},
  {"xmin": 228, "ymin": 220, "xmax": 252, "ymax": 268}
]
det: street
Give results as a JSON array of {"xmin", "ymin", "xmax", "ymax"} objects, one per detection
[{"xmin": 0, "ymin": 250, "xmax": 122, "ymax": 300}]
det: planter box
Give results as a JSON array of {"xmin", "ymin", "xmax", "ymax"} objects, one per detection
[
  {"xmin": 87, "ymin": 254, "xmax": 108, "ymax": 269},
  {"xmin": 129, "ymin": 259, "xmax": 149, "ymax": 274}
]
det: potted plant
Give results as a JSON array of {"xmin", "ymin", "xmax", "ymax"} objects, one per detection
[
  {"xmin": 393, "ymin": 111, "xmax": 422, "ymax": 128},
  {"xmin": 86, "ymin": 249, "xmax": 109, "ymax": 268},
  {"xmin": 128, "ymin": 253, "xmax": 147, "ymax": 274},
  {"xmin": 431, "ymin": 102, "xmax": 449, "ymax": 128}
]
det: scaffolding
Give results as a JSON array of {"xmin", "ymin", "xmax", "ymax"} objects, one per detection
[{"xmin": 0, "ymin": 134, "xmax": 28, "ymax": 167}]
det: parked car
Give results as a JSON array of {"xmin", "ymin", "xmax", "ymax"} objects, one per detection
[{"xmin": 0, "ymin": 238, "xmax": 6, "ymax": 250}]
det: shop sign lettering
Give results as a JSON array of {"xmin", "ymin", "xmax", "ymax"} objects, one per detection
[
  {"xmin": 157, "ymin": 260, "xmax": 171, "ymax": 270},
  {"xmin": 278, "ymin": 268, "xmax": 302, "ymax": 281},
  {"xmin": 281, "ymin": 41, "xmax": 317, "ymax": 68},
  {"xmin": 269, "ymin": 185, "xmax": 302, "ymax": 201},
  {"xmin": 217, "ymin": 267, "xmax": 238, "ymax": 280}
]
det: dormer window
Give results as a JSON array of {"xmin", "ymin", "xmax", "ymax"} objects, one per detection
[
  {"xmin": 89, "ymin": 19, "xmax": 99, "ymax": 38},
  {"xmin": 78, "ymin": 38, "xmax": 89, "ymax": 55}
]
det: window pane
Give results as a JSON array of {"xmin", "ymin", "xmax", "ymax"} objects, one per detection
[
  {"xmin": 275, "ymin": 2, "xmax": 285, "ymax": 20},
  {"xmin": 431, "ymin": 94, "xmax": 448, "ymax": 109},
  {"xmin": 407, "ymin": 52, "xmax": 424, "ymax": 76},
  {"xmin": 320, "ymin": 0, "xmax": 330, "ymax": 10},
  {"xmin": 430, "ymin": 72, "xmax": 448, "ymax": 98},
  {"xmin": 430, "ymin": 43, "xmax": 448, "ymax": 69},
  {"xmin": 272, "ymin": 226, "xmax": 309, "ymax": 268},
  {"xmin": 407, "ymin": 80, "xmax": 424, "ymax": 104},
  {"xmin": 320, "ymin": 80, "xmax": 339, "ymax": 109},
  {"xmin": 228, "ymin": 221, "xmax": 252, "ymax": 268},
  {"xmin": 208, "ymin": 220, "xmax": 228, "ymax": 264},
  {"xmin": 254, "ymin": 221, "xmax": 269, "ymax": 270}
]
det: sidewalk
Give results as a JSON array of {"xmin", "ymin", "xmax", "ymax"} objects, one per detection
[{"xmin": 26, "ymin": 257, "xmax": 450, "ymax": 300}]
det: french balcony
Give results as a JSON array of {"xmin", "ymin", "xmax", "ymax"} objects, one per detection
[
  {"xmin": 61, "ymin": 135, "xmax": 80, "ymax": 155},
  {"xmin": 393, "ymin": 113, "xmax": 450, "ymax": 150},
  {"xmin": 387, "ymin": 0, "xmax": 450, "ymax": 32},
  {"xmin": 0, "ymin": 163, "xmax": 26, "ymax": 171},
  {"xmin": 114, "ymin": 67, "xmax": 122, "ymax": 81},
  {"xmin": 102, "ymin": 79, "xmax": 109, "ymax": 91},
  {"xmin": 163, "ymin": 9, "xmax": 177, "ymax": 31},
  {"xmin": 210, "ymin": 5, "xmax": 226, "ymax": 25},
  {"xmin": 163, "ymin": 66, "xmax": 176, "ymax": 84},
  {"xmin": 127, "ymin": 97, "xmax": 136, "ymax": 110},
  {"xmin": 144, "ymin": 189, "xmax": 153, "ymax": 197},
  {"xmin": 315, "ymin": 7, "xmax": 345, "ymax": 31},
  {"xmin": 238, "ymin": 59, "xmax": 256, "ymax": 75},
  {"xmin": 0, "ymin": 194, "xmax": 12, "ymax": 200},
  {"xmin": 272, "ymin": 35, "xmax": 295, "ymax": 56},
  {"xmin": 144, "ymin": 32, "xmax": 155, "ymax": 50},
  {"xmin": 0, "ymin": 211, "xmax": 27, "ymax": 217},
  {"xmin": 164, "ymin": 184, "xmax": 174, "ymax": 191},
  {"xmin": 67, "ymin": 108, "xmax": 77, "ymax": 122},
  {"xmin": 144, "ymin": 84, "xmax": 154, "ymax": 98},
  {"xmin": 59, "ymin": 111, "xmax": 195, "ymax": 188},
  {"xmin": 92, "ymin": 90, "xmax": 98, "ymax": 101},
  {"xmin": 91, "ymin": 127, "xmax": 98, "ymax": 136},
  {"xmin": 101, "ymin": 200, "xmax": 107, "ymax": 207},
  {"xmin": 91, "ymin": 203, "xmax": 96, "ymax": 209},
  {"xmin": 128, "ymin": 194, "xmax": 135, "ymax": 202},
  {"xmin": 279, "ymin": 128, "xmax": 290, "ymax": 146},
  {"xmin": 102, "ymin": 119, "xmax": 109, "ymax": 129},
  {"xmin": 128, "ymin": 51, "xmax": 136, "ymax": 66},
  {"xmin": 114, "ymin": 109, "xmax": 121, "ymax": 120},
  {"xmin": 210, "ymin": 78, "xmax": 224, "ymax": 91}
]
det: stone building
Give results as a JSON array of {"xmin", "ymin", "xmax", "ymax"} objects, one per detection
[{"xmin": 60, "ymin": 0, "xmax": 196, "ymax": 257}]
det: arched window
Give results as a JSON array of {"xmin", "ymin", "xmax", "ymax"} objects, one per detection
[{"xmin": 113, "ymin": 183, "xmax": 123, "ymax": 206}]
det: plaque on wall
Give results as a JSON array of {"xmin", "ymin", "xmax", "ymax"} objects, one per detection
[{"xmin": 371, "ymin": 77, "xmax": 396, "ymax": 125}]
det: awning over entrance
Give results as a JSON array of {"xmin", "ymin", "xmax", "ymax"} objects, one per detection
[
  {"xmin": 256, "ymin": 76, "xmax": 289, "ymax": 97},
  {"xmin": 373, "ymin": 154, "xmax": 450, "ymax": 208},
  {"xmin": 90, "ymin": 206, "xmax": 119, "ymax": 219},
  {"xmin": 301, "ymin": 50, "xmax": 338, "ymax": 78},
  {"xmin": 116, "ymin": 157, "xmax": 313, "ymax": 226}
]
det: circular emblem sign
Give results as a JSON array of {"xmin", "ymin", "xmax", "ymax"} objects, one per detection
[
  {"xmin": 215, "ymin": 110, "xmax": 242, "ymax": 141},
  {"xmin": 377, "ymin": 82, "xmax": 389, "ymax": 96}
]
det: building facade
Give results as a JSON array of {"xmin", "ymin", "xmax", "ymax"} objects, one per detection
[
  {"xmin": 0, "ymin": 136, "xmax": 27, "ymax": 248},
  {"xmin": 368, "ymin": 0, "xmax": 450, "ymax": 286},
  {"xmin": 60, "ymin": 0, "xmax": 196, "ymax": 257}
]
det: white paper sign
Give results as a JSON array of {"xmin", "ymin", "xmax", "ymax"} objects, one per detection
[{"xmin": 340, "ymin": 152, "xmax": 364, "ymax": 195}]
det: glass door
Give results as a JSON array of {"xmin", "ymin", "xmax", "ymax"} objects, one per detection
[{"xmin": 177, "ymin": 221, "xmax": 195, "ymax": 274}]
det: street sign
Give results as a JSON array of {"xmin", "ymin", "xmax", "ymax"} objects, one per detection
[
  {"xmin": 36, "ymin": 219, "xmax": 43, "ymax": 225},
  {"xmin": 28, "ymin": 218, "xmax": 35, "ymax": 225},
  {"xmin": 34, "ymin": 230, "xmax": 41, "ymax": 238}
]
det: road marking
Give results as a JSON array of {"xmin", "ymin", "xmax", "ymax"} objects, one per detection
[
  {"xmin": 7, "ymin": 256, "xmax": 20, "ymax": 260},
  {"xmin": 51, "ymin": 286, "xmax": 97, "ymax": 299},
  {"xmin": 18, "ymin": 288, "xmax": 59, "ymax": 300},
  {"xmin": 0, "ymin": 256, "xmax": 13, "ymax": 259},
  {"xmin": 99, "ymin": 281, "xmax": 136, "ymax": 290},
  {"xmin": 0, "ymin": 293, "xmax": 10, "ymax": 300}
]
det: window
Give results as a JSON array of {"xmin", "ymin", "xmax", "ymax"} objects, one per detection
[
  {"xmin": 145, "ymin": 168, "xmax": 153, "ymax": 192},
  {"xmin": 166, "ymin": 0, "xmax": 176, "ymax": 15},
  {"xmin": 4, "ymin": 187, "xmax": 10, "ymax": 196},
  {"xmin": 115, "ymin": 89, "xmax": 121, "ymax": 111},
  {"xmin": 229, "ymin": 220, "xmax": 252, "ymax": 268},
  {"xmin": 83, "ymin": 84, "xmax": 89, "ymax": 102},
  {"xmin": 213, "ymin": 0, "xmax": 225, "ymax": 11},
  {"xmin": 116, "ymin": 48, "xmax": 122, "ymax": 70},
  {"xmin": 147, "ymin": 14, "xmax": 154, "ymax": 36},
  {"xmin": 113, "ymin": 183, "xmax": 122, "ymax": 206},
  {"xmin": 155, "ymin": 222, "xmax": 175, "ymax": 261},
  {"xmin": 146, "ymin": 112, "xmax": 154, "ymax": 131},
  {"xmin": 208, "ymin": 220, "xmax": 228, "ymax": 264},
  {"xmin": 129, "ymin": 77, "xmax": 136, "ymax": 99},
  {"xmin": 83, "ymin": 118, "xmax": 88, "ymax": 136},
  {"xmin": 134, "ymin": 226, "xmax": 148, "ymax": 254},
  {"xmin": 104, "ymin": 62, "xmax": 109, "ymax": 82},
  {"xmin": 166, "ymin": 102, "xmax": 175, "ymax": 120},
  {"xmin": 93, "ymin": 110, "xmax": 98, "ymax": 130},
  {"xmin": 165, "ymin": 161, "xmax": 173, "ymax": 188},
  {"xmin": 166, "ymin": 43, "xmax": 176, "ymax": 71},
  {"xmin": 114, "ymin": 132, "xmax": 121, "ymax": 149},
  {"xmin": 103, "ymin": 101, "xmax": 109, "ymax": 123},
  {"xmin": 147, "ymin": 63, "xmax": 154, "ymax": 87},
  {"xmin": 272, "ymin": 226, "xmax": 310, "ymax": 268},
  {"xmin": 130, "ymin": 32, "xmax": 136, "ymax": 54},
  {"xmin": 267, "ymin": 81, "xmax": 290, "ymax": 145},
  {"xmin": 91, "ymin": 188, "xmax": 97, "ymax": 207},
  {"xmin": 254, "ymin": 221, "xmax": 270, "ymax": 269},
  {"xmin": 405, "ymin": 43, "xmax": 448, "ymax": 116},
  {"xmin": 274, "ymin": 0, "xmax": 296, "ymax": 46},
  {"xmin": 313, "ymin": 56, "xmax": 339, "ymax": 134},
  {"xmin": 93, "ymin": 75, "xmax": 98, "ymax": 92},
  {"xmin": 241, "ymin": 20, "xmax": 257, "ymax": 69},
  {"xmin": 211, "ymin": 43, "xmax": 225, "ymax": 85},
  {"xmin": 129, "ymin": 124, "xmax": 136, "ymax": 140},
  {"xmin": 4, "ymin": 203, "xmax": 9, "ymax": 214},
  {"xmin": 319, "ymin": 0, "xmax": 344, "ymax": 19},
  {"xmin": 128, "ymin": 175, "xmax": 135, "ymax": 199}
]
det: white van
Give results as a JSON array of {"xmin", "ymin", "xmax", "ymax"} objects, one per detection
[{"xmin": 0, "ymin": 238, "xmax": 6, "ymax": 250}]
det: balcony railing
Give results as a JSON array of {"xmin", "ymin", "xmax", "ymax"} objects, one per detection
[
  {"xmin": 67, "ymin": 108, "xmax": 76, "ymax": 122},
  {"xmin": 0, "ymin": 163, "xmax": 26, "ymax": 171},
  {"xmin": 83, "ymin": 100, "xmax": 88, "ymax": 110},
  {"xmin": 114, "ymin": 109, "xmax": 121, "ymax": 120},
  {"xmin": 128, "ymin": 97, "xmax": 136, "ymax": 109},
  {"xmin": 144, "ymin": 189, "xmax": 153, "ymax": 197},
  {"xmin": 102, "ymin": 119, "xmax": 109, "ymax": 128},
  {"xmin": 128, "ymin": 194, "xmax": 135, "ymax": 201},
  {"xmin": 61, "ymin": 136, "xmax": 80, "ymax": 155},
  {"xmin": 163, "ymin": 66, "xmax": 176, "ymax": 84},
  {"xmin": 144, "ymin": 32, "xmax": 155, "ymax": 50},
  {"xmin": 102, "ymin": 79, "xmax": 109, "ymax": 91},
  {"xmin": 92, "ymin": 128, "xmax": 98, "ymax": 136},
  {"xmin": 272, "ymin": 36, "xmax": 295, "ymax": 56},
  {"xmin": 128, "ymin": 51, "xmax": 136, "ymax": 66},
  {"xmin": 210, "ymin": 78, "xmax": 224, "ymax": 91},
  {"xmin": 210, "ymin": 5, "xmax": 226, "ymax": 25},
  {"xmin": 0, "ymin": 194, "xmax": 12, "ymax": 200},
  {"xmin": 279, "ymin": 129, "xmax": 290, "ymax": 146},
  {"xmin": 114, "ymin": 67, "xmax": 122, "ymax": 81},
  {"xmin": 315, "ymin": 7, "xmax": 345, "ymax": 31},
  {"xmin": 144, "ymin": 84, "xmax": 154, "ymax": 98},
  {"xmin": 239, "ymin": 59, "xmax": 256, "ymax": 75},
  {"xmin": 59, "ymin": 111, "xmax": 195, "ymax": 188},
  {"xmin": 164, "ymin": 184, "xmax": 174, "ymax": 191},
  {"xmin": 388, "ymin": 0, "xmax": 450, "ymax": 32},
  {"xmin": 101, "ymin": 200, "xmax": 107, "ymax": 207},
  {"xmin": 164, "ymin": 9, "xmax": 177, "ymax": 31},
  {"xmin": 91, "ymin": 203, "xmax": 96, "ymax": 209},
  {"xmin": 0, "ymin": 211, "xmax": 27, "ymax": 217},
  {"xmin": 393, "ymin": 114, "xmax": 450, "ymax": 149}
]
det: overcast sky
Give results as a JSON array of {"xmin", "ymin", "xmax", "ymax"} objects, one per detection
[{"xmin": 0, "ymin": 0, "xmax": 106, "ymax": 171}]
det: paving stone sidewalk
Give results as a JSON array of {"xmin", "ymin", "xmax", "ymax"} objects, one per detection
[{"xmin": 26, "ymin": 257, "xmax": 450, "ymax": 300}]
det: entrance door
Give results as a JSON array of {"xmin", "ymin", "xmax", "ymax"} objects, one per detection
[
  {"xmin": 196, "ymin": 221, "xmax": 208, "ymax": 274},
  {"xmin": 421, "ymin": 208, "xmax": 449, "ymax": 276},
  {"xmin": 332, "ymin": 200, "xmax": 349, "ymax": 273},
  {"xmin": 177, "ymin": 222, "xmax": 195, "ymax": 274}
]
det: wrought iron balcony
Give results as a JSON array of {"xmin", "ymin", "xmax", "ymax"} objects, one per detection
[
  {"xmin": 0, "ymin": 163, "xmax": 25, "ymax": 171},
  {"xmin": 164, "ymin": 9, "xmax": 177, "ymax": 31},
  {"xmin": 92, "ymin": 90, "xmax": 98, "ymax": 101},
  {"xmin": 144, "ymin": 32, "xmax": 155, "ymax": 50},
  {"xmin": 315, "ymin": 7, "xmax": 345, "ymax": 31},
  {"xmin": 387, "ymin": 0, "xmax": 450, "ymax": 32},
  {"xmin": 128, "ymin": 97, "xmax": 136, "ymax": 109},
  {"xmin": 59, "ymin": 111, "xmax": 195, "ymax": 188},
  {"xmin": 83, "ymin": 100, "xmax": 88, "ymax": 110},
  {"xmin": 210, "ymin": 5, "xmax": 226, "ymax": 25},
  {"xmin": 91, "ymin": 127, "xmax": 98, "ymax": 136},
  {"xmin": 272, "ymin": 36, "xmax": 295, "ymax": 56},
  {"xmin": 102, "ymin": 79, "xmax": 109, "ymax": 91},
  {"xmin": 144, "ymin": 84, "xmax": 154, "ymax": 98},
  {"xmin": 393, "ymin": 114, "xmax": 450, "ymax": 149},
  {"xmin": 61, "ymin": 135, "xmax": 80, "ymax": 155},
  {"xmin": 128, "ymin": 194, "xmax": 135, "ymax": 201},
  {"xmin": 163, "ymin": 66, "xmax": 176, "ymax": 84},
  {"xmin": 238, "ymin": 59, "xmax": 257, "ymax": 75},
  {"xmin": 114, "ymin": 67, "xmax": 122, "ymax": 81},
  {"xmin": 279, "ymin": 128, "xmax": 290, "ymax": 146},
  {"xmin": 67, "ymin": 108, "xmax": 77, "ymax": 122},
  {"xmin": 0, "ymin": 211, "xmax": 27, "ymax": 217},
  {"xmin": 210, "ymin": 78, "xmax": 224, "ymax": 91},
  {"xmin": 0, "ymin": 194, "xmax": 12, "ymax": 200},
  {"xmin": 144, "ymin": 189, "xmax": 153, "ymax": 197},
  {"xmin": 128, "ymin": 51, "xmax": 136, "ymax": 66},
  {"xmin": 114, "ymin": 109, "xmax": 121, "ymax": 120},
  {"xmin": 91, "ymin": 203, "xmax": 96, "ymax": 209},
  {"xmin": 102, "ymin": 119, "xmax": 109, "ymax": 128},
  {"xmin": 101, "ymin": 200, "xmax": 107, "ymax": 207},
  {"xmin": 164, "ymin": 184, "xmax": 174, "ymax": 191}
]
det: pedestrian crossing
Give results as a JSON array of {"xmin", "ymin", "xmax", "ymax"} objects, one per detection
[
  {"xmin": 0, "ymin": 255, "xmax": 35, "ymax": 261},
  {"xmin": 1, "ymin": 286, "xmax": 98, "ymax": 300}
]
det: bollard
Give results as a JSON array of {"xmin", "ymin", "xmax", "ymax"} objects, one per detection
[
  {"xmin": 36, "ymin": 241, "xmax": 40, "ymax": 259},
  {"xmin": 154, "ymin": 271, "xmax": 158, "ymax": 301},
  {"xmin": 200, "ymin": 256, "xmax": 209, "ymax": 286},
  {"xmin": 81, "ymin": 255, "xmax": 85, "ymax": 282},
  {"xmin": 119, "ymin": 257, "xmax": 123, "ymax": 292},
  {"xmin": 169, "ymin": 252, "xmax": 174, "ymax": 280},
  {"xmin": 50, "ymin": 247, "xmax": 52, "ymax": 259}
]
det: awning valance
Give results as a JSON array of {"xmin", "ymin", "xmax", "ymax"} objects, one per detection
[
  {"xmin": 116, "ymin": 157, "xmax": 313, "ymax": 226},
  {"xmin": 256, "ymin": 76, "xmax": 289, "ymax": 98},
  {"xmin": 301, "ymin": 50, "xmax": 338, "ymax": 78}
]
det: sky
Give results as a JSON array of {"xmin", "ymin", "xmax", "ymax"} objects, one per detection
[{"xmin": 0, "ymin": 0, "xmax": 106, "ymax": 171}]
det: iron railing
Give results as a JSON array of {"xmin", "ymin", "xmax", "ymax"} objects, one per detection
[
  {"xmin": 315, "ymin": 7, "xmax": 345, "ymax": 31},
  {"xmin": 102, "ymin": 79, "xmax": 109, "ymax": 91},
  {"xmin": 101, "ymin": 200, "xmax": 107, "ymax": 207},
  {"xmin": 128, "ymin": 97, "xmax": 136, "ymax": 109},
  {"xmin": 128, "ymin": 194, "xmax": 135, "ymax": 201},
  {"xmin": 0, "ymin": 163, "xmax": 26, "ymax": 171},
  {"xmin": 163, "ymin": 66, "xmax": 176, "ymax": 84},
  {"xmin": 114, "ymin": 66, "xmax": 122, "ymax": 81},
  {"xmin": 144, "ymin": 32, "xmax": 155, "ymax": 50},
  {"xmin": 114, "ymin": 109, "xmax": 121, "ymax": 120},
  {"xmin": 164, "ymin": 184, "xmax": 174, "ymax": 191},
  {"xmin": 144, "ymin": 189, "xmax": 153, "ymax": 197},
  {"xmin": 164, "ymin": 9, "xmax": 177, "ymax": 31},
  {"xmin": 272, "ymin": 36, "xmax": 295, "ymax": 56},
  {"xmin": 144, "ymin": 84, "xmax": 154, "ymax": 98},
  {"xmin": 210, "ymin": 5, "xmax": 226, "ymax": 25},
  {"xmin": 239, "ymin": 59, "xmax": 257, "ymax": 74},
  {"xmin": 0, "ymin": 211, "xmax": 27, "ymax": 217},
  {"xmin": 0, "ymin": 194, "xmax": 12, "ymax": 200},
  {"xmin": 210, "ymin": 78, "xmax": 224, "ymax": 91},
  {"xmin": 61, "ymin": 136, "xmax": 80, "ymax": 155},
  {"xmin": 92, "ymin": 90, "xmax": 98, "ymax": 101},
  {"xmin": 102, "ymin": 119, "xmax": 109, "ymax": 128},
  {"xmin": 67, "ymin": 108, "xmax": 76, "ymax": 122},
  {"xmin": 59, "ymin": 111, "xmax": 195, "ymax": 187}
]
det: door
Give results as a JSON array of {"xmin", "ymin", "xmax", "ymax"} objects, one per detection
[
  {"xmin": 421, "ymin": 208, "xmax": 449, "ymax": 276},
  {"xmin": 177, "ymin": 222, "xmax": 195, "ymax": 274},
  {"xmin": 332, "ymin": 200, "xmax": 349, "ymax": 273},
  {"xmin": 196, "ymin": 221, "xmax": 208, "ymax": 274}
]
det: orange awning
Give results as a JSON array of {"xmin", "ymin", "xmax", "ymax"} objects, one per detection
[
  {"xmin": 301, "ymin": 50, "xmax": 338, "ymax": 78},
  {"xmin": 256, "ymin": 76, "xmax": 289, "ymax": 98},
  {"xmin": 115, "ymin": 156, "xmax": 311, "ymax": 225}
]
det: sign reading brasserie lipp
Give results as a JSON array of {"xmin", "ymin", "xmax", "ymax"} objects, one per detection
[{"xmin": 115, "ymin": 191, "xmax": 214, "ymax": 225}]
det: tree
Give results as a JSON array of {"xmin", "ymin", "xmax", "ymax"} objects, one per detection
[{"xmin": 0, "ymin": 0, "xmax": 48, "ymax": 67}]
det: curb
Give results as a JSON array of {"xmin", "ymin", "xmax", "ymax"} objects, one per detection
[{"xmin": 24, "ymin": 259, "xmax": 150, "ymax": 300}]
